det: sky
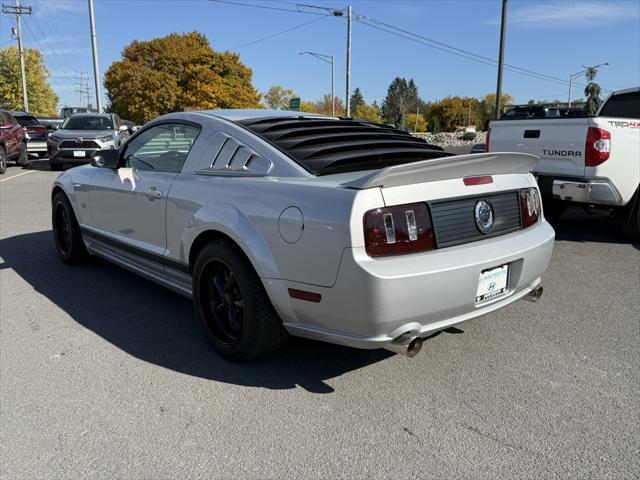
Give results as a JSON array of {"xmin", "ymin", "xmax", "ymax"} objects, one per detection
[{"xmin": 1, "ymin": 0, "xmax": 639, "ymax": 110}]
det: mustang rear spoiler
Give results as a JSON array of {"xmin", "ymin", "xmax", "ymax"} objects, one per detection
[{"xmin": 340, "ymin": 152, "xmax": 539, "ymax": 189}]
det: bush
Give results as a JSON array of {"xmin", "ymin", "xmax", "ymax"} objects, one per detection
[{"xmin": 462, "ymin": 131, "xmax": 477, "ymax": 141}]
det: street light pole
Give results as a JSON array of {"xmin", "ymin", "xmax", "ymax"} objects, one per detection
[
  {"xmin": 299, "ymin": 51, "xmax": 335, "ymax": 116},
  {"xmin": 88, "ymin": 0, "xmax": 103, "ymax": 112},
  {"xmin": 567, "ymin": 62, "xmax": 609, "ymax": 108},
  {"xmin": 345, "ymin": 5, "xmax": 352, "ymax": 117},
  {"xmin": 494, "ymin": 0, "xmax": 508, "ymax": 120}
]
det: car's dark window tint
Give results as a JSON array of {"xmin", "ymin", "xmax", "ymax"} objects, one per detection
[
  {"xmin": 15, "ymin": 115, "xmax": 40, "ymax": 127},
  {"xmin": 123, "ymin": 123, "xmax": 201, "ymax": 173},
  {"xmin": 62, "ymin": 115, "xmax": 114, "ymax": 130},
  {"xmin": 599, "ymin": 92, "xmax": 640, "ymax": 119}
]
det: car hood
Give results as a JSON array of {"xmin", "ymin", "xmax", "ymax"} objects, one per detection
[{"xmin": 53, "ymin": 130, "xmax": 115, "ymax": 139}]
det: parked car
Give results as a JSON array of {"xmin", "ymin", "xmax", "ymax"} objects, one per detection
[
  {"xmin": 51, "ymin": 110, "xmax": 555, "ymax": 360},
  {"xmin": 12, "ymin": 112, "xmax": 49, "ymax": 158},
  {"xmin": 60, "ymin": 106, "xmax": 98, "ymax": 118},
  {"xmin": 0, "ymin": 109, "xmax": 28, "ymax": 174},
  {"xmin": 47, "ymin": 113, "xmax": 131, "ymax": 171},
  {"xmin": 488, "ymin": 87, "xmax": 640, "ymax": 239},
  {"xmin": 38, "ymin": 117, "xmax": 64, "ymax": 131}
]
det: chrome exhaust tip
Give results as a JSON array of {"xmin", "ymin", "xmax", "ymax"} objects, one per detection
[
  {"xmin": 384, "ymin": 333, "xmax": 423, "ymax": 357},
  {"xmin": 524, "ymin": 286, "xmax": 544, "ymax": 302}
]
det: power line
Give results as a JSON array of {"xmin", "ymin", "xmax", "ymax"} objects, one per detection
[
  {"xmin": 209, "ymin": 0, "xmax": 330, "ymax": 16},
  {"xmin": 228, "ymin": 14, "xmax": 328, "ymax": 50}
]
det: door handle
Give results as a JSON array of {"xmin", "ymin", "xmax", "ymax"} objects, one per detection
[{"xmin": 146, "ymin": 187, "xmax": 163, "ymax": 200}]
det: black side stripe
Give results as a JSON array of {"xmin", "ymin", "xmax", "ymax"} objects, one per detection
[{"xmin": 81, "ymin": 227, "xmax": 191, "ymax": 275}]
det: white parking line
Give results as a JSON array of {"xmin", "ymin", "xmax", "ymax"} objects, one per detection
[{"xmin": 0, "ymin": 170, "xmax": 37, "ymax": 183}]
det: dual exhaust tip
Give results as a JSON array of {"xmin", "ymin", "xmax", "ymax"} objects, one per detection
[{"xmin": 385, "ymin": 286, "xmax": 544, "ymax": 357}]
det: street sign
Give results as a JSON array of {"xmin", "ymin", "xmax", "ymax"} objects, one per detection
[{"xmin": 289, "ymin": 97, "xmax": 301, "ymax": 111}]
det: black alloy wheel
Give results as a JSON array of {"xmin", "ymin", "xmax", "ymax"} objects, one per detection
[{"xmin": 202, "ymin": 259, "xmax": 245, "ymax": 346}]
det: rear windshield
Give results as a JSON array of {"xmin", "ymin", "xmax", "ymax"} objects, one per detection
[
  {"xmin": 239, "ymin": 116, "xmax": 449, "ymax": 176},
  {"xmin": 62, "ymin": 115, "xmax": 114, "ymax": 130},
  {"xmin": 15, "ymin": 115, "xmax": 40, "ymax": 127},
  {"xmin": 599, "ymin": 91, "xmax": 640, "ymax": 119}
]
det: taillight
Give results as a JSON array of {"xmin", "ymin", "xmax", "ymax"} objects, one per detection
[
  {"xmin": 519, "ymin": 187, "xmax": 540, "ymax": 228},
  {"xmin": 585, "ymin": 127, "xmax": 610, "ymax": 166},
  {"xmin": 485, "ymin": 128, "xmax": 491, "ymax": 152},
  {"xmin": 364, "ymin": 203, "xmax": 435, "ymax": 257}
]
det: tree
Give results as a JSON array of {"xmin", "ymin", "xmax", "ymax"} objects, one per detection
[
  {"xmin": 350, "ymin": 87, "xmax": 364, "ymax": 114},
  {"xmin": 312, "ymin": 94, "xmax": 345, "ymax": 116},
  {"xmin": 405, "ymin": 112, "xmax": 426, "ymax": 132},
  {"xmin": 477, "ymin": 92, "xmax": 513, "ymax": 130},
  {"xmin": 583, "ymin": 67, "xmax": 602, "ymax": 116},
  {"xmin": 428, "ymin": 96, "xmax": 468, "ymax": 132},
  {"xmin": 381, "ymin": 77, "xmax": 421, "ymax": 128},
  {"xmin": 104, "ymin": 32, "xmax": 260, "ymax": 123},
  {"xmin": 263, "ymin": 85, "xmax": 295, "ymax": 110},
  {"xmin": 353, "ymin": 101, "xmax": 382, "ymax": 123},
  {"xmin": 0, "ymin": 46, "xmax": 58, "ymax": 115}
]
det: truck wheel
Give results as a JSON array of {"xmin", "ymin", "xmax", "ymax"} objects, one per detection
[
  {"xmin": 0, "ymin": 146, "xmax": 6, "ymax": 174},
  {"xmin": 543, "ymin": 198, "xmax": 568, "ymax": 223},
  {"xmin": 52, "ymin": 192, "xmax": 88, "ymax": 264},
  {"xmin": 16, "ymin": 142, "xmax": 28, "ymax": 166},
  {"xmin": 623, "ymin": 190, "xmax": 640, "ymax": 241},
  {"xmin": 192, "ymin": 240, "xmax": 288, "ymax": 360}
]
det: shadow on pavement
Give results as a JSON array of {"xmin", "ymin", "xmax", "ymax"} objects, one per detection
[
  {"xmin": 0, "ymin": 230, "xmax": 393, "ymax": 393},
  {"xmin": 551, "ymin": 207, "xmax": 639, "ymax": 250}
]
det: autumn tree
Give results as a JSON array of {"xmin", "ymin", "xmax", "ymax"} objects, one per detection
[
  {"xmin": 405, "ymin": 112, "xmax": 427, "ymax": 132},
  {"xmin": 353, "ymin": 101, "xmax": 382, "ymax": 123},
  {"xmin": 0, "ymin": 47, "xmax": 58, "ymax": 115},
  {"xmin": 263, "ymin": 85, "xmax": 295, "ymax": 110},
  {"xmin": 477, "ymin": 92, "xmax": 513, "ymax": 130},
  {"xmin": 104, "ymin": 32, "xmax": 260, "ymax": 123}
]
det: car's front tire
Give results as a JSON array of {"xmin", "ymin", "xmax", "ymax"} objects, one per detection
[
  {"xmin": 52, "ymin": 192, "xmax": 87, "ymax": 264},
  {"xmin": 16, "ymin": 142, "xmax": 28, "ymax": 166},
  {"xmin": 0, "ymin": 146, "xmax": 6, "ymax": 174},
  {"xmin": 192, "ymin": 240, "xmax": 288, "ymax": 360}
]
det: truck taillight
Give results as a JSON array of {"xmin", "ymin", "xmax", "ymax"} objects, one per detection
[
  {"xmin": 519, "ymin": 187, "xmax": 541, "ymax": 229},
  {"xmin": 485, "ymin": 128, "xmax": 491, "ymax": 152},
  {"xmin": 585, "ymin": 127, "xmax": 610, "ymax": 167},
  {"xmin": 364, "ymin": 203, "xmax": 435, "ymax": 257}
]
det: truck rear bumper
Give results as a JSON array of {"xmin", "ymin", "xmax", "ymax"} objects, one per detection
[{"xmin": 537, "ymin": 175, "xmax": 623, "ymax": 206}]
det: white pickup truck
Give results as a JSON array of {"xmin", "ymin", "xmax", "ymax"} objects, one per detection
[{"xmin": 488, "ymin": 87, "xmax": 640, "ymax": 239}]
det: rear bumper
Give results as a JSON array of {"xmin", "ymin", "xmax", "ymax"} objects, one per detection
[
  {"xmin": 26, "ymin": 141, "xmax": 47, "ymax": 153},
  {"xmin": 281, "ymin": 220, "xmax": 555, "ymax": 349},
  {"xmin": 537, "ymin": 175, "xmax": 623, "ymax": 206}
]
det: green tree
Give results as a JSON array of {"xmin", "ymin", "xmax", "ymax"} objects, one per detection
[
  {"xmin": 583, "ymin": 67, "xmax": 602, "ymax": 116},
  {"xmin": 381, "ymin": 77, "xmax": 421, "ymax": 128},
  {"xmin": 263, "ymin": 85, "xmax": 295, "ymax": 110},
  {"xmin": 350, "ymin": 87, "xmax": 364, "ymax": 114},
  {"xmin": 104, "ymin": 32, "xmax": 260, "ymax": 123},
  {"xmin": 405, "ymin": 112, "xmax": 426, "ymax": 132},
  {"xmin": 0, "ymin": 46, "xmax": 58, "ymax": 115},
  {"xmin": 353, "ymin": 101, "xmax": 382, "ymax": 123}
]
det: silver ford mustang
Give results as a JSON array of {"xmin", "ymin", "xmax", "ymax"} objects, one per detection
[{"xmin": 51, "ymin": 110, "xmax": 555, "ymax": 360}]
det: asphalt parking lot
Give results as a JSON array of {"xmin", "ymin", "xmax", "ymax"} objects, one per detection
[{"xmin": 1, "ymin": 160, "xmax": 639, "ymax": 479}]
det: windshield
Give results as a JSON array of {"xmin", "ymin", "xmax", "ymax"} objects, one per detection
[
  {"xmin": 15, "ymin": 115, "xmax": 41, "ymax": 127},
  {"xmin": 62, "ymin": 115, "xmax": 113, "ymax": 130}
]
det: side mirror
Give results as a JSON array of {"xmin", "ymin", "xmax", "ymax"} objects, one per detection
[
  {"xmin": 118, "ymin": 125, "xmax": 129, "ymax": 133},
  {"xmin": 91, "ymin": 149, "xmax": 120, "ymax": 169}
]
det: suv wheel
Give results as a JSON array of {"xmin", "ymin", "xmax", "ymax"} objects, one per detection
[
  {"xmin": 0, "ymin": 146, "xmax": 6, "ymax": 174},
  {"xmin": 16, "ymin": 142, "xmax": 28, "ymax": 166}
]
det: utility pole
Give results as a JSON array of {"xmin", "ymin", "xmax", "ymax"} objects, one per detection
[
  {"xmin": 2, "ymin": 0, "xmax": 32, "ymax": 112},
  {"xmin": 494, "ymin": 0, "xmax": 507, "ymax": 120},
  {"xmin": 345, "ymin": 5, "xmax": 352, "ymax": 117},
  {"xmin": 88, "ymin": 0, "xmax": 103, "ymax": 112},
  {"xmin": 74, "ymin": 72, "xmax": 90, "ymax": 108}
]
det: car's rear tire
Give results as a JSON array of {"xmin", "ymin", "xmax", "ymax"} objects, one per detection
[
  {"xmin": 623, "ymin": 188, "xmax": 640, "ymax": 241},
  {"xmin": 50, "ymin": 161, "xmax": 63, "ymax": 171},
  {"xmin": 0, "ymin": 146, "xmax": 6, "ymax": 174},
  {"xmin": 52, "ymin": 192, "xmax": 88, "ymax": 264},
  {"xmin": 16, "ymin": 142, "xmax": 28, "ymax": 166},
  {"xmin": 192, "ymin": 240, "xmax": 288, "ymax": 360}
]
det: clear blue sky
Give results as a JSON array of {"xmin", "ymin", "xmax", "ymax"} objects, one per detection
[{"xmin": 1, "ymin": 0, "xmax": 639, "ymax": 110}]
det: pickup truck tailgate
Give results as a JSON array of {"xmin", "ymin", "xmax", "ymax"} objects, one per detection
[{"xmin": 489, "ymin": 118, "xmax": 590, "ymax": 178}]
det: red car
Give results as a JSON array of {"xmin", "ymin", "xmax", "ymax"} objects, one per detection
[{"xmin": 0, "ymin": 109, "xmax": 28, "ymax": 174}]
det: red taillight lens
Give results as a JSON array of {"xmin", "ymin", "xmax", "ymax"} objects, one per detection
[
  {"xmin": 364, "ymin": 203, "xmax": 435, "ymax": 257},
  {"xmin": 585, "ymin": 127, "xmax": 611, "ymax": 167},
  {"xmin": 519, "ymin": 187, "xmax": 540, "ymax": 228},
  {"xmin": 484, "ymin": 128, "xmax": 491, "ymax": 152}
]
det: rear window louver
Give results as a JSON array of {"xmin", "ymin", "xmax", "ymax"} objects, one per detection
[{"xmin": 238, "ymin": 116, "xmax": 450, "ymax": 176}]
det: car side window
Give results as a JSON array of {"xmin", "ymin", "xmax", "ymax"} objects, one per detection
[{"xmin": 122, "ymin": 123, "xmax": 201, "ymax": 173}]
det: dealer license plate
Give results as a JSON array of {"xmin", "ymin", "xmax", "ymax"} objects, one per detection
[
  {"xmin": 476, "ymin": 264, "xmax": 509, "ymax": 303},
  {"xmin": 73, "ymin": 150, "xmax": 86, "ymax": 158}
]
